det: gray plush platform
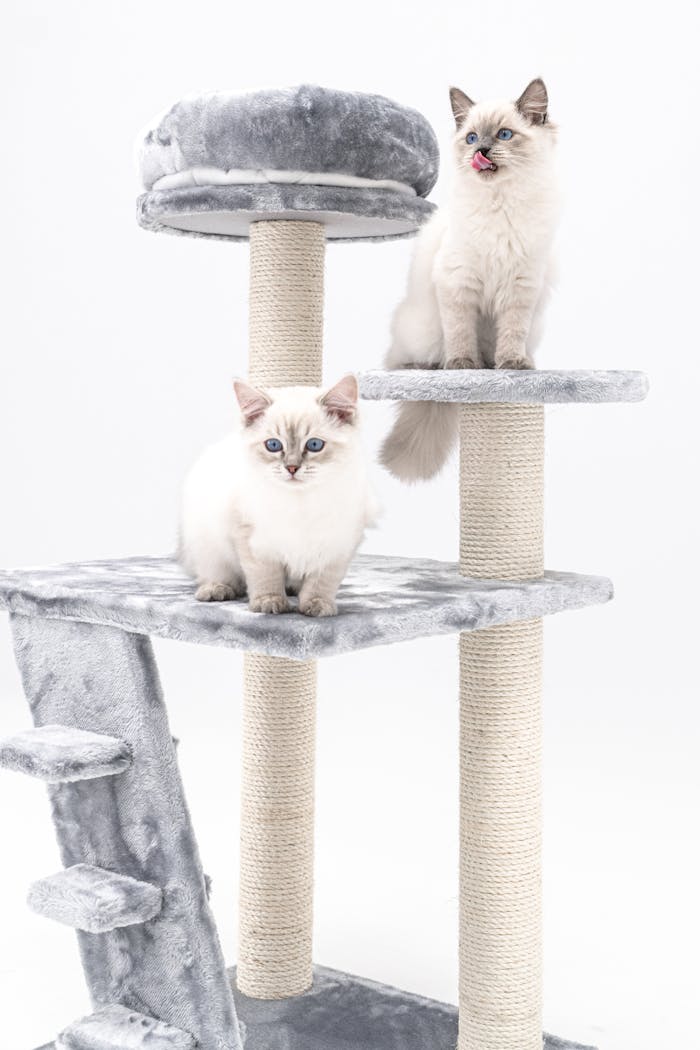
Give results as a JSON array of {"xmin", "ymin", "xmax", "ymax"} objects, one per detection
[
  {"xmin": 36, "ymin": 967, "xmax": 596, "ymax": 1050},
  {"xmin": 137, "ymin": 184, "xmax": 435, "ymax": 242},
  {"xmin": 137, "ymin": 85, "xmax": 438, "ymax": 241},
  {"xmin": 359, "ymin": 368, "xmax": 650, "ymax": 403},
  {"xmin": 0, "ymin": 554, "xmax": 612, "ymax": 660},
  {"xmin": 232, "ymin": 966, "xmax": 595, "ymax": 1050}
]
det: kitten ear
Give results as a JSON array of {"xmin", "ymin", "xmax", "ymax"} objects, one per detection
[
  {"xmin": 515, "ymin": 78, "xmax": 548, "ymax": 125},
  {"xmin": 320, "ymin": 374, "xmax": 358, "ymax": 424},
  {"xmin": 233, "ymin": 379, "xmax": 272, "ymax": 425},
  {"xmin": 449, "ymin": 87, "xmax": 475, "ymax": 127}
]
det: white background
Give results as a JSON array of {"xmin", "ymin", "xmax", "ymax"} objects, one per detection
[{"xmin": 1, "ymin": 2, "xmax": 698, "ymax": 1047}]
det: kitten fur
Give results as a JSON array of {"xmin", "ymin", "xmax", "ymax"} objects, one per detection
[
  {"xmin": 179, "ymin": 375, "xmax": 376, "ymax": 617},
  {"xmin": 381, "ymin": 78, "xmax": 559, "ymax": 482}
]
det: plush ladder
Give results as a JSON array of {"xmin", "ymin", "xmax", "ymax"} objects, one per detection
[{"xmin": 0, "ymin": 86, "xmax": 647, "ymax": 1050}]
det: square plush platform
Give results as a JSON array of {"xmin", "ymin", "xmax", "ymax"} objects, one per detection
[{"xmin": 0, "ymin": 554, "xmax": 612, "ymax": 659}]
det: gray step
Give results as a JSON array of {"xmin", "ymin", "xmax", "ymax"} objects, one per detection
[
  {"xmin": 56, "ymin": 1004, "xmax": 195, "ymax": 1049},
  {"xmin": 0, "ymin": 724, "xmax": 131, "ymax": 782},
  {"xmin": 28, "ymin": 864, "xmax": 162, "ymax": 933}
]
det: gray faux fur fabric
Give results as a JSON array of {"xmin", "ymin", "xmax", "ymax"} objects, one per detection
[
  {"xmin": 0, "ymin": 555, "xmax": 613, "ymax": 660},
  {"xmin": 40, "ymin": 967, "xmax": 597, "ymax": 1050},
  {"xmin": 0, "ymin": 725, "xmax": 132, "ymax": 783},
  {"xmin": 58, "ymin": 1003, "xmax": 195, "ymax": 1050},
  {"xmin": 12, "ymin": 615, "xmax": 242, "ymax": 1050},
  {"xmin": 359, "ymin": 368, "xmax": 650, "ymax": 403},
  {"xmin": 28, "ymin": 864, "xmax": 162, "ymax": 933},
  {"xmin": 139, "ymin": 86, "xmax": 439, "ymax": 196},
  {"xmin": 137, "ymin": 183, "xmax": 435, "ymax": 242},
  {"xmin": 230, "ymin": 965, "xmax": 595, "ymax": 1050},
  {"xmin": 136, "ymin": 85, "xmax": 438, "ymax": 241}
]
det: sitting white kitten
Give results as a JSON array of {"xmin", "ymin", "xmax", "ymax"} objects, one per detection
[
  {"xmin": 381, "ymin": 78, "xmax": 559, "ymax": 482},
  {"xmin": 180, "ymin": 375, "xmax": 376, "ymax": 617}
]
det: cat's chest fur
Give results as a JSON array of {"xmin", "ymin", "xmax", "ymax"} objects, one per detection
[
  {"xmin": 437, "ymin": 185, "xmax": 557, "ymax": 301},
  {"xmin": 240, "ymin": 472, "xmax": 367, "ymax": 578}
]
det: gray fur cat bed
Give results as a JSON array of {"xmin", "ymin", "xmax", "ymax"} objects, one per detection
[{"xmin": 137, "ymin": 85, "xmax": 439, "ymax": 240}]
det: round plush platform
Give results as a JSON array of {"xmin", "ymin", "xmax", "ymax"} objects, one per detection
[{"xmin": 137, "ymin": 85, "xmax": 439, "ymax": 241}]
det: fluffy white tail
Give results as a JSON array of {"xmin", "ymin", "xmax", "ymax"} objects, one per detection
[{"xmin": 380, "ymin": 401, "xmax": 459, "ymax": 482}]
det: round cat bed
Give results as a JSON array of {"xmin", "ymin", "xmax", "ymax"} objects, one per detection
[{"xmin": 136, "ymin": 85, "xmax": 439, "ymax": 241}]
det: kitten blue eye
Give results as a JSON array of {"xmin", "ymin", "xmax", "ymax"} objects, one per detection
[
  {"xmin": 264, "ymin": 438, "xmax": 283, "ymax": 452},
  {"xmin": 497, "ymin": 128, "xmax": 513, "ymax": 140},
  {"xmin": 305, "ymin": 438, "xmax": 325, "ymax": 452},
  {"xmin": 466, "ymin": 132, "xmax": 478, "ymax": 145}
]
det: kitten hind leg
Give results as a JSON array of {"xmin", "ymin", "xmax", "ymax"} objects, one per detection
[
  {"xmin": 184, "ymin": 539, "xmax": 245, "ymax": 602},
  {"xmin": 195, "ymin": 580, "xmax": 244, "ymax": 602},
  {"xmin": 386, "ymin": 291, "xmax": 444, "ymax": 371}
]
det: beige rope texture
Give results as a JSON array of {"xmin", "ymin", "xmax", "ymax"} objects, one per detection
[
  {"xmin": 238, "ymin": 654, "xmax": 317, "ymax": 998},
  {"xmin": 458, "ymin": 404, "xmax": 545, "ymax": 1050},
  {"xmin": 460, "ymin": 404, "xmax": 544, "ymax": 581},
  {"xmin": 238, "ymin": 220, "xmax": 325, "ymax": 999},
  {"xmin": 248, "ymin": 220, "xmax": 325, "ymax": 387}
]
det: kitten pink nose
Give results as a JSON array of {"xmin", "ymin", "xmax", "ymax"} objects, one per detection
[{"xmin": 286, "ymin": 464, "xmax": 299, "ymax": 475}]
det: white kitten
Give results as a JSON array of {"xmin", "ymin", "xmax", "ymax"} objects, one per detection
[
  {"xmin": 179, "ymin": 375, "xmax": 376, "ymax": 617},
  {"xmin": 381, "ymin": 79, "xmax": 559, "ymax": 481}
]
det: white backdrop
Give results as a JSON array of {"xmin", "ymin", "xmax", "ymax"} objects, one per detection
[{"xmin": 1, "ymin": 2, "xmax": 698, "ymax": 1048}]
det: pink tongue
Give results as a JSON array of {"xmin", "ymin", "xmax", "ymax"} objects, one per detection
[{"xmin": 471, "ymin": 151, "xmax": 493, "ymax": 171}]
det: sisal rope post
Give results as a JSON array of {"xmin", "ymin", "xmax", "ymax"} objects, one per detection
[
  {"xmin": 248, "ymin": 220, "xmax": 325, "ymax": 388},
  {"xmin": 237, "ymin": 220, "xmax": 325, "ymax": 999},
  {"xmin": 458, "ymin": 403, "xmax": 545, "ymax": 1050}
]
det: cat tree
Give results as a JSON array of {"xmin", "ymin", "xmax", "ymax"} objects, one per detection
[{"xmin": 0, "ymin": 86, "xmax": 647, "ymax": 1050}]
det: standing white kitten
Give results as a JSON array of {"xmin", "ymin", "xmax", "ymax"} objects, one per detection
[
  {"xmin": 180, "ymin": 375, "xmax": 376, "ymax": 617},
  {"xmin": 381, "ymin": 79, "xmax": 559, "ymax": 481}
]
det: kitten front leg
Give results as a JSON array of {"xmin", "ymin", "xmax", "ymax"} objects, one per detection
[
  {"xmin": 298, "ymin": 556, "xmax": 351, "ymax": 618},
  {"xmin": 236, "ymin": 544, "xmax": 289, "ymax": 615},
  {"xmin": 436, "ymin": 281, "xmax": 482, "ymax": 369},
  {"xmin": 246, "ymin": 561, "xmax": 290, "ymax": 614},
  {"xmin": 234, "ymin": 529, "xmax": 290, "ymax": 614},
  {"xmin": 494, "ymin": 290, "xmax": 538, "ymax": 369}
]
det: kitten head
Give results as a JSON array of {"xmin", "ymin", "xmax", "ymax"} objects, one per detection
[
  {"xmin": 449, "ymin": 79, "xmax": 556, "ymax": 183},
  {"xmin": 233, "ymin": 374, "xmax": 360, "ymax": 486}
]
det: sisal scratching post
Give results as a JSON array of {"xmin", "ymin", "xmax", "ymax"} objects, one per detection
[
  {"xmin": 458, "ymin": 403, "xmax": 545, "ymax": 1050},
  {"xmin": 248, "ymin": 221, "xmax": 325, "ymax": 388},
  {"xmin": 237, "ymin": 220, "xmax": 325, "ymax": 999}
]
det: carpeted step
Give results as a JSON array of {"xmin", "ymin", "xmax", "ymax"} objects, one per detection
[
  {"xmin": 0, "ymin": 724, "xmax": 131, "ymax": 782},
  {"xmin": 55, "ymin": 1004, "xmax": 195, "ymax": 1049},
  {"xmin": 28, "ymin": 864, "xmax": 162, "ymax": 933}
]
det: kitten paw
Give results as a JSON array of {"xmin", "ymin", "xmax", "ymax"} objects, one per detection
[
  {"xmin": 444, "ymin": 355, "xmax": 481, "ymax": 370},
  {"xmin": 249, "ymin": 594, "xmax": 291, "ymax": 614},
  {"xmin": 299, "ymin": 596, "xmax": 337, "ymax": 617},
  {"xmin": 195, "ymin": 582, "xmax": 240, "ymax": 602},
  {"xmin": 496, "ymin": 353, "xmax": 534, "ymax": 370}
]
